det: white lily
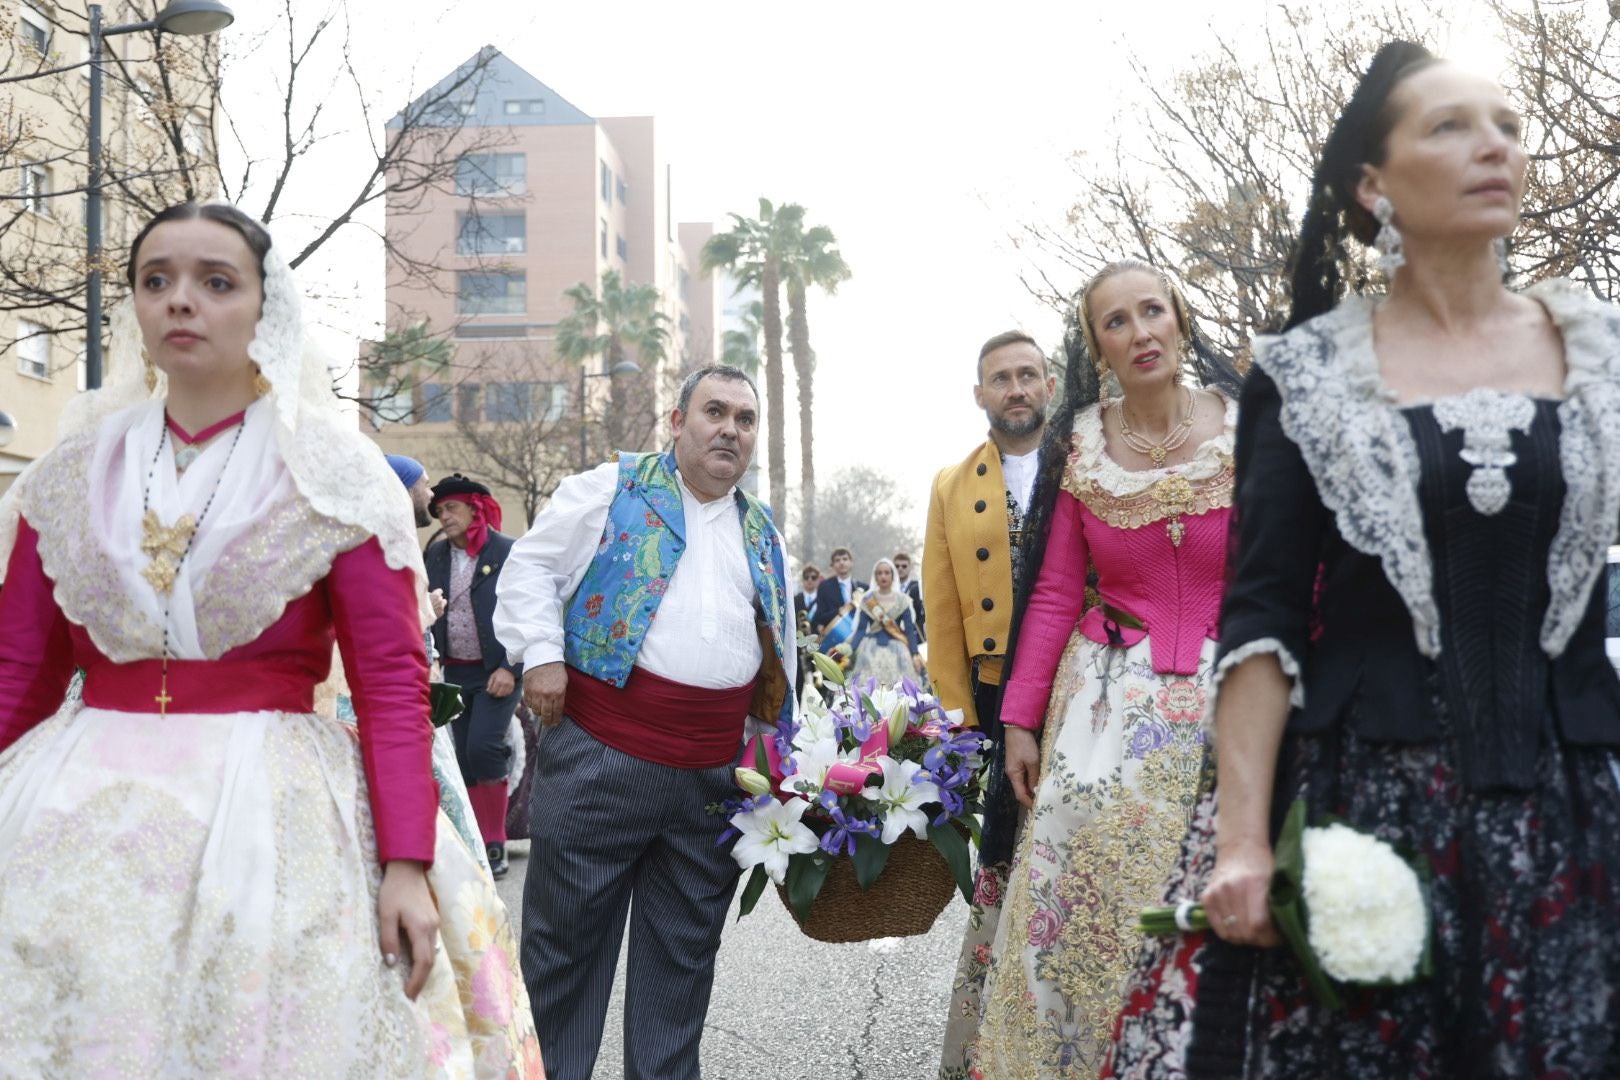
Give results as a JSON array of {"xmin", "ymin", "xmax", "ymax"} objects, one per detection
[
  {"xmin": 791, "ymin": 706, "xmax": 839, "ymax": 752},
  {"xmin": 779, "ymin": 736, "xmax": 856, "ymax": 797},
  {"xmin": 729, "ymin": 796, "xmax": 821, "ymax": 883},
  {"xmin": 861, "ymin": 755, "xmax": 941, "ymax": 844}
]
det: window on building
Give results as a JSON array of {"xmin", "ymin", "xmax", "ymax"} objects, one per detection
[
  {"xmin": 543, "ymin": 383, "xmax": 569, "ymax": 422},
  {"xmin": 21, "ymin": 164, "xmax": 47, "ymax": 214},
  {"xmin": 600, "ymin": 218, "xmax": 608, "ymax": 259},
  {"xmin": 17, "ymin": 320, "xmax": 49, "ymax": 379},
  {"xmin": 458, "ymin": 382, "xmax": 482, "ymax": 422},
  {"xmin": 457, "ymin": 98, "xmax": 477, "ymax": 117},
  {"xmin": 19, "ymin": 5, "xmax": 49, "ymax": 54},
  {"xmin": 503, "ymin": 98, "xmax": 545, "ymax": 116},
  {"xmin": 616, "ymin": 177, "xmax": 627, "ymax": 204},
  {"xmin": 457, "ymin": 271, "xmax": 526, "ymax": 315},
  {"xmin": 422, "ymin": 382, "xmax": 453, "ymax": 423},
  {"xmin": 371, "ymin": 386, "xmax": 416, "ymax": 424},
  {"xmin": 600, "ymin": 160, "xmax": 612, "ymax": 203},
  {"xmin": 456, "ymin": 210, "xmax": 526, "ymax": 255},
  {"xmin": 485, "ymin": 381, "xmax": 533, "ymax": 422},
  {"xmin": 616, "ymin": 235, "xmax": 627, "ymax": 260},
  {"xmin": 455, "ymin": 153, "xmax": 526, "ymax": 197}
]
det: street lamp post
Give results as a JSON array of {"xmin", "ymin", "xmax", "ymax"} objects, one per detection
[
  {"xmin": 85, "ymin": 0, "xmax": 234, "ymax": 390},
  {"xmin": 578, "ymin": 358, "xmax": 642, "ymax": 470}
]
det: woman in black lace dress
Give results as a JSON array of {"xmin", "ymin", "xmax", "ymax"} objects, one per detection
[{"xmin": 1105, "ymin": 42, "xmax": 1620, "ymax": 1078}]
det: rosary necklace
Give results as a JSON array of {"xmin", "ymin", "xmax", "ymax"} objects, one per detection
[
  {"xmin": 1119, "ymin": 386, "xmax": 1196, "ymax": 467},
  {"xmin": 140, "ymin": 419, "xmax": 245, "ymax": 715}
]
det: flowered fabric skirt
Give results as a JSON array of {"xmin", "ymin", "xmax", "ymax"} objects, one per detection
[
  {"xmin": 1104, "ymin": 713, "xmax": 1620, "ymax": 1079},
  {"xmin": 940, "ymin": 631, "xmax": 1211, "ymax": 1078},
  {"xmin": 0, "ymin": 697, "xmax": 543, "ymax": 1078}
]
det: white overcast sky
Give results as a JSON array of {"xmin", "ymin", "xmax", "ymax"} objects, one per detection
[{"xmin": 219, "ymin": 0, "xmax": 1505, "ymax": 547}]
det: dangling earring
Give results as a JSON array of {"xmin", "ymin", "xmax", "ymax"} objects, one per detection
[
  {"xmin": 1373, "ymin": 196, "xmax": 1405, "ymax": 275},
  {"xmin": 1494, "ymin": 237, "xmax": 1510, "ymax": 279},
  {"xmin": 253, "ymin": 364, "xmax": 272, "ymax": 397},
  {"xmin": 143, "ymin": 348, "xmax": 158, "ymax": 393}
]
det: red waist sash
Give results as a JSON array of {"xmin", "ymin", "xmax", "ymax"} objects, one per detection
[
  {"xmin": 83, "ymin": 658, "xmax": 317, "ymax": 715},
  {"xmin": 567, "ymin": 666, "xmax": 756, "ymax": 769}
]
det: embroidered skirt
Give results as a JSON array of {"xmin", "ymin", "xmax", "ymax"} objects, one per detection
[
  {"xmin": 0, "ymin": 697, "xmax": 543, "ymax": 1078},
  {"xmin": 940, "ymin": 630, "xmax": 1211, "ymax": 1078},
  {"xmin": 1104, "ymin": 716, "xmax": 1620, "ymax": 1078}
]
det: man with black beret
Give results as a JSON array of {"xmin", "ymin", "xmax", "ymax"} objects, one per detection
[{"xmin": 424, "ymin": 473, "xmax": 522, "ymax": 877}]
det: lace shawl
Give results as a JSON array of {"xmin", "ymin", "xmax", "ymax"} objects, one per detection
[{"xmin": 1253, "ymin": 279, "xmax": 1620, "ymax": 659}]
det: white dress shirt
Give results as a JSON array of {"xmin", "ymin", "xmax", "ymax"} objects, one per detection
[
  {"xmin": 1001, "ymin": 447, "xmax": 1041, "ymax": 517},
  {"xmin": 493, "ymin": 462, "xmax": 767, "ymax": 690}
]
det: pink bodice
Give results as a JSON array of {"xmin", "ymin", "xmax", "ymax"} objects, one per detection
[{"xmin": 1000, "ymin": 397, "xmax": 1236, "ymax": 731}]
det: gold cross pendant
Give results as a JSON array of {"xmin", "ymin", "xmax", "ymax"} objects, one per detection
[{"xmin": 155, "ymin": 660, "xmax": 173, "ymax": 716}]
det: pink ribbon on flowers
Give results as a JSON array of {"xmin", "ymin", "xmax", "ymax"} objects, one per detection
[{"xmin": 823, "ymin": 725, "xmax": 890, "ymax": 796}]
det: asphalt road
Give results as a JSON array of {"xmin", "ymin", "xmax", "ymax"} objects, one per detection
[{"xmin": 495, "ymin": 840, "xmax": 970, "ymax": 1079}]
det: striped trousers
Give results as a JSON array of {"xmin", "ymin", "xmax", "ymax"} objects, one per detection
[{"xmin": 521, "ymin": 717, "xmax": 741, "ymax": 1079}]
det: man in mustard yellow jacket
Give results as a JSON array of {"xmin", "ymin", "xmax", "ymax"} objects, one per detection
[{"xmin": 923, "ymin": 330, "xmax": 1054, "ymax": 742}]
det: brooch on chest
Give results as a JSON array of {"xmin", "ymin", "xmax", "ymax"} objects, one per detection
[
  {"xmin": 1067, "ymin": 457, "xmax": 1235, "ymax": 548},
  {"xmin": 1432, "ymin": 390, "xmax": 1535, "ymax": 516}
]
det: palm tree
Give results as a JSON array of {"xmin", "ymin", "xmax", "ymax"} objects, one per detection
[
  {"xmin": 555, "ymin": 269, "xmax": 669, "ymax": 457},
  {"xmin": 781, "ymin": 219, "xmax": 850, "ymax": 563},
  {"xmin": 719, "ymin": 300, "xmax": 764, "ymax": 378},
  {"xmin": 701, "ymin": 198, "xmax": 805, "ymax": 528}
]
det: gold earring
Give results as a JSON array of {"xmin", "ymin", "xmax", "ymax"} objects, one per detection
[
  {"xmin": 253, "ymin": 365, "xmax": 272, "ymax": 397},
  {"xmin": 143, "ymin": 349, "xmax": 158, "ymax": 393}
]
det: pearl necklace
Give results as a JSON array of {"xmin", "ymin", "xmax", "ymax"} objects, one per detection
[{"xmin": 1118, "ymin": 386, "xmax": 1196, "ymax": 467}]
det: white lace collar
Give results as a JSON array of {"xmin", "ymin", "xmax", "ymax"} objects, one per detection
[
  {"xmin": 1068, "ymin": 389, "xmax": 1237, "ymax": 498},
  {"xmin": 1254, "ymin": 279, "xmax": 1620, "ymax": 658}
]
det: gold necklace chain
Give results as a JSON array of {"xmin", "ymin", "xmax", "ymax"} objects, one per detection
[{"xmin": 1118, "ymin": 386, "xmax": 1196, "ymax": 467}]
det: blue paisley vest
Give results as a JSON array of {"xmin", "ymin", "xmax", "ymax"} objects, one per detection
[{"xmin": 562, "ymin": 452, "xmax": 792, "ymax": 724}]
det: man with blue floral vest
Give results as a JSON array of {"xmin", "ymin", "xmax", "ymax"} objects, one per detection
[{"xmin": 494, "ymin": 365, "xmax": 794, "ymax": 1080}]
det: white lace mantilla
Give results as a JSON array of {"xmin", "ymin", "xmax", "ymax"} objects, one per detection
[
  {"xmin": 1433, "ymin": 388, "xmax": 1536, "ymax": 516},
  {"xmin": 0, "ymin": 235, "xmax": 430, "ymax": 628},
  {"xmin": 1253, "ymin": 279, "xmax": 1620, "ymax": 659}
]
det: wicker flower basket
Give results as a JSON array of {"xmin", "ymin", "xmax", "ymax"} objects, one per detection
[{"xmin": 776, "ymin": 833, "xmax": 959, "ymax": 944}]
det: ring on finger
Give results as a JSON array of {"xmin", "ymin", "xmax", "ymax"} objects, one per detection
[{"xmin": 1222, "ymin": 914, "xmax": 1238, "ymax": 927}]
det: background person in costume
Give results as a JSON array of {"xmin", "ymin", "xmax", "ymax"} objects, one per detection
[
  {"xmin": 425, "ymin": 472, "xmax": 522, "ymax": 879},
  {"xmin": 847, "ymin": 556, "xmax": 925, "ymax": 686}
]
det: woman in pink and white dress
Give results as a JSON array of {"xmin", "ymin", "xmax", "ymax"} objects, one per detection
[
  {"xmin": 941, "ymin": 260, "xmax": 1242, "ymax": 1078},
  {"xmin": 0, "ymin": 202, "xmax": 542, "ymax": 1078}
]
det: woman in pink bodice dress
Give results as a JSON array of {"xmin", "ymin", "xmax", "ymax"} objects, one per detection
[
  {"xmin": 941, "ymin": 261, "xmax": 1244, "ymax": 1078},
  {"xmin": 0, "ymin": 202, "xmax": 542, "ymax": 1077}
]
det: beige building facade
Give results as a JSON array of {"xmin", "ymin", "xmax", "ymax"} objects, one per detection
[
  {"xmin": 366, "ymin": 48, "xmax": 720, "ymax": 532},
  {"xmin": 0, "ymin": 0, "xmax": 218, "ymax": 497}
]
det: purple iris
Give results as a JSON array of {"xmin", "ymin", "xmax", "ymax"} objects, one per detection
[
  {"xmin": 817, "ymin": 789, "xmax": 879, "ymax": 855},
  {"xmin": 714, "ymin": 793, "xmax": 773, "ymax": 847}
]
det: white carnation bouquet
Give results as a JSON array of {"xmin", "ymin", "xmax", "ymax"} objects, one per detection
[{"xmin": 1139, "ymin": 800, "xmax": 1431, "ymax": 1006}]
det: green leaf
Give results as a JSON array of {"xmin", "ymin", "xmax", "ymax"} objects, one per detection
[
  {"xmin": 753, "ymin": 738, "xmax": 770, "ymax": 777},
  {"xmin": 784, "ymin": 851, "xmax": 833, "ymax": 924},
  {"xmin": 1268, "ymin": 799, "xmax": 1342, "ymax": 1009},
  {"xmin": 851, "ymin": 833, "xmax": 893, "ymax": 890},
  {"xmin": 428, "ymin": 682, "xmax": 465, "ymax": 728},
  {"xmin": 737, "ymin": 865, "xmax": 768, "ymax": 920},
  {"xmin": 929, "ymin": 823, "xmax": 974, "ymax": 903}
]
